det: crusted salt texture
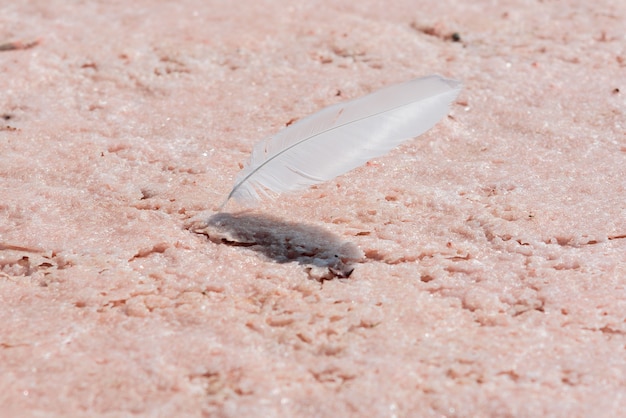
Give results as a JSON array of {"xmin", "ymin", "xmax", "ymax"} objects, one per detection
[{"xmin": 1, "ymin": 0, "xmax": 624, "ymax": 416}]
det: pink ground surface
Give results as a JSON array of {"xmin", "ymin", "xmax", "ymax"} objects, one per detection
[{"xmin": 1, "ymin": 0, "xmax": 625, "ymax": 417}]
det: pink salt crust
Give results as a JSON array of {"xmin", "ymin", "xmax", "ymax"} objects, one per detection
[{"xmin": 1, "ymin": 1, "xmax": 625, "ymax": 417}]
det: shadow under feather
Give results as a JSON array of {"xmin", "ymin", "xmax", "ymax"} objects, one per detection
[{"xmin": 188, "ymin": 212, "xmax": 363, "ymax": 281}]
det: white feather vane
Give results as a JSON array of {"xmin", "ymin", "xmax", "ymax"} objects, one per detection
[{"xmin": 224, "ymin": 75, "xmax": 461, "ymax": 206}]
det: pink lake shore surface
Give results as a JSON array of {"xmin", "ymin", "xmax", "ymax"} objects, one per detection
[{"xmin": 1, "ymin": 0, "xmax": 625, "ymax": 417}]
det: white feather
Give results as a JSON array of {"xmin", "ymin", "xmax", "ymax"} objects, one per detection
[{"xmin": 224, "ymin": 75, "xmax": 461, "ymax": 205}]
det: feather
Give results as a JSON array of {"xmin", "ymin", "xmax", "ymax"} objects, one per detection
[{"xmin": 224, "ymin": 75, "xmax": 461, "ymax": 206}]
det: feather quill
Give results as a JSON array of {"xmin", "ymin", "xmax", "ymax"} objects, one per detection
[{"xmin": 224, "ymin": 75, "xmax": 461, "ymax": 206}]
